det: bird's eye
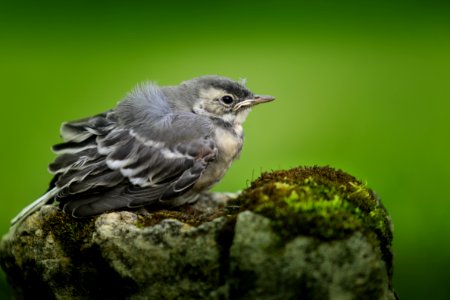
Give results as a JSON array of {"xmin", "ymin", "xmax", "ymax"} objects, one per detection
[{"xmin": 220, "ymin": 95, "xmax": 234, "ymax": 105}]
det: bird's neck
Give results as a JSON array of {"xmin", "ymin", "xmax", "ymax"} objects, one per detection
[{"xmin": 218, "ymin": 108, "xmax": 251, "ymax": 128}]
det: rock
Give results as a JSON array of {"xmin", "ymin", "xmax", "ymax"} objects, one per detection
[{"xmin": 0, "ymin": 166, "xmax": 397, "ymax": 299}]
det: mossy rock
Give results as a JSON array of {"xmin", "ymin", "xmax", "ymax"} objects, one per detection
[
  {"xmin": 0, "ymin": 166, "xmax": 396, "ymax": 299},
  {"xmin": 232, "ymin": 166, "xmax": 394, "ymax": 280},
  {"xmin": 229, "ymin": 166, "xmax": 396, "ymax": 299}
]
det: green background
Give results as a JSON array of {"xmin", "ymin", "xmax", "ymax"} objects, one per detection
[{"xmin": 1, "ymin": 1, "xmax": 449, "ymax": 298}]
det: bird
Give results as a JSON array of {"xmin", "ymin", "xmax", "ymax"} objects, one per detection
[{"xmin": 11, "ymin": 75, "xmax": 275, "ymax": 225}]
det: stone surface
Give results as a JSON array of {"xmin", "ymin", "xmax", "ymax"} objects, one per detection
[
  {"xmin": 0, "ymin": 166, "xmax": 397, "ymax": 299},
  {"xmin": 229, "ymin": 212, "xmax": 393, "ymax": 299}
]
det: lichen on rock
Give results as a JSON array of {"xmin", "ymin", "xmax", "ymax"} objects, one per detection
[{"xmin": 0, "ymin": 166, "xmax": 397, "ymax": 299}]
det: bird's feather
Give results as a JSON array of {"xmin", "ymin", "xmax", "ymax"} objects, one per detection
[{"xmin": 11, "ymin": 188, "xmax": 58, "ymax": 225}]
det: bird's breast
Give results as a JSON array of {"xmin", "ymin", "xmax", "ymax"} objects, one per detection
[
  {"xmin": 193, "ymin": 125, "xmax": 243, "ymax": 191},
  {"xmin": 214, "ymin": 125, "xmax": 243, "ymax": 162}
]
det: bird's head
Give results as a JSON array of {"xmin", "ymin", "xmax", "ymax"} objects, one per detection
[{"xmin": 177, "ymin": 75, "xmax": 275, "ymax": 125}]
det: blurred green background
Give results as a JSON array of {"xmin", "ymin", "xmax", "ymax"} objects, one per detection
[{"xmin": 1, "ymin": 0, "xmax": 449, "ymax": 298}]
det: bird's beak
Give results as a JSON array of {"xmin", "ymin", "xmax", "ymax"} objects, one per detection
[{"xmin": 233, "ymin": 95, "xmax": 275, "ymax": 111}]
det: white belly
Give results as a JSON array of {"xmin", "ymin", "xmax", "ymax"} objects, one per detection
[{"xmin": 194, "ymin": 125, "xmax": 243, "ymax": 191}]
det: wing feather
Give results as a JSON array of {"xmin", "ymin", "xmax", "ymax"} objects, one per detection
[{"xmin": 47, "ymin": 83, "xmax": 217, "ymax": 217}]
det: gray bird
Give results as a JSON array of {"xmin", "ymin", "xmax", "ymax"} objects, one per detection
[{"xmin": 11, "ymin": 75, "xmax": 274, "ymax": 224}]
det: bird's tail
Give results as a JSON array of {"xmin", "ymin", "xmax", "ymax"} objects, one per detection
[{"xmin": 11, "ymin": 187, "xmax": 58, "ymax": 225}]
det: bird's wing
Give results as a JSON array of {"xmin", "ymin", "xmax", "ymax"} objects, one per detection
[{"xmin": 48, "ymin": 83, "xmax": 217, "ymax": 217}]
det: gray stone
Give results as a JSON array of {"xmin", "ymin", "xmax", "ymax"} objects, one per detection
[{"xmin": 228, "ymin": 211, "xmax": 394, "ymax": 300}]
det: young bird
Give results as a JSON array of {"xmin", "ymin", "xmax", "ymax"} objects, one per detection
[{"xmin": 12, "ymin": 75, "xmax": 275, "ymax": 224}]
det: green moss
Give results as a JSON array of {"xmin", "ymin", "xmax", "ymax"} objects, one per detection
[
  {"xmin": 231, "ymin": 166, "xmax": 393, "ymax": 279},
  {"xmin": 136, "ymin": 204, "xmax": 227, "ymax": 228},
  {"xmin": 136, "ymin": 209, "xmax": 206, "ymax": 228},
  {"xmin": 41, "ymin": 210, "xmax": 96, "ymax": 256}
]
